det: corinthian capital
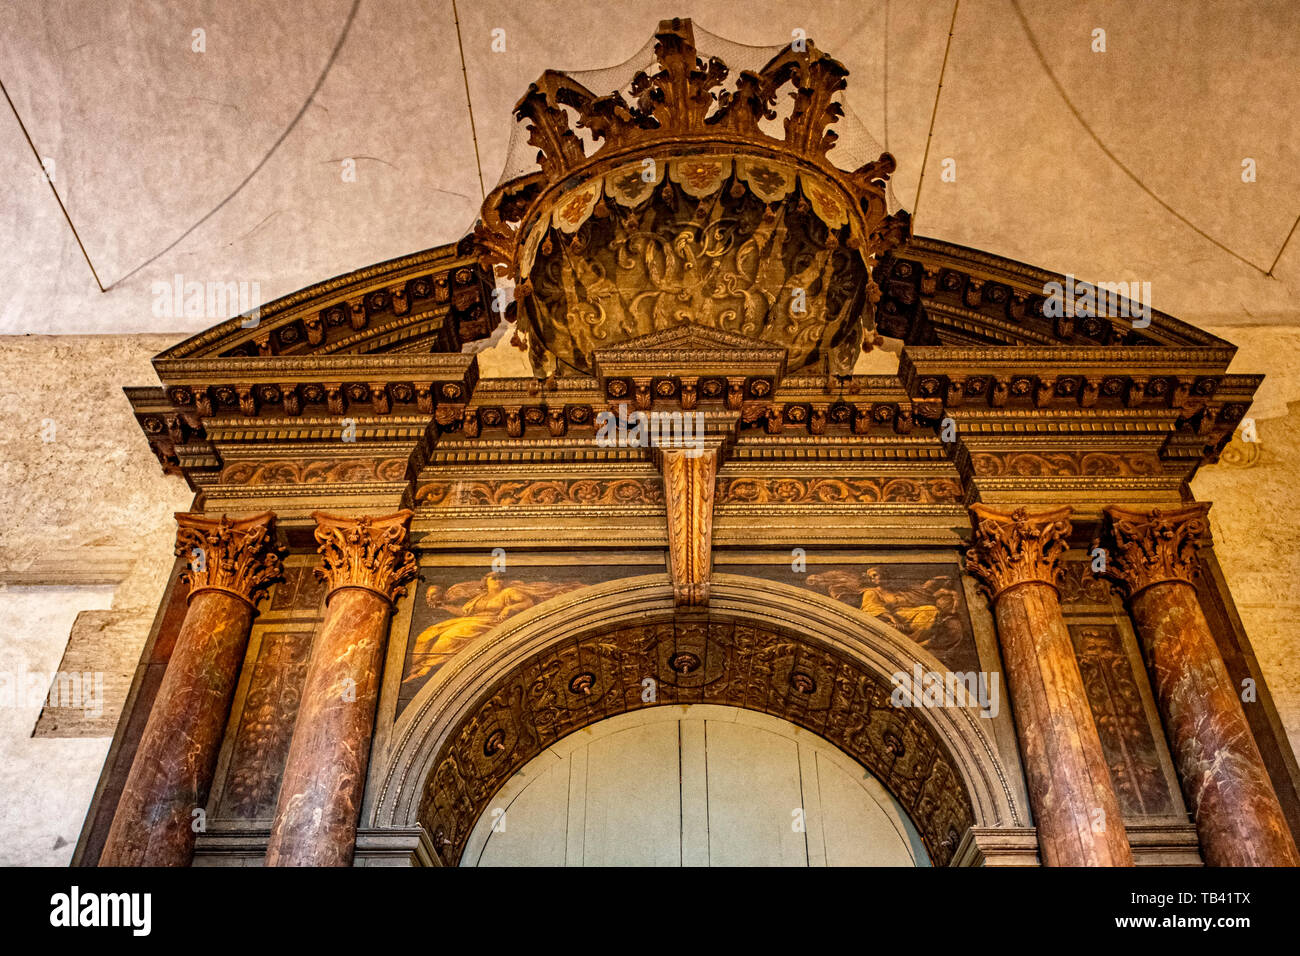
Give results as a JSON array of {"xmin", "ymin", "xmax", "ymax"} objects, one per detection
[
  {"xmin": 174, "ymin": 512, "xmax": 281, "ymax": 606},
  {"xmin": 1099, "ymin": 503, "xmax": 1210, "ymax": 597},
  {"xmin": 965, "ymin": 504, "xmax": 1072, "ymax": 600},
  {"xmin": 313, "ymin": 510, "xmax": 417, "ymax": 603}
]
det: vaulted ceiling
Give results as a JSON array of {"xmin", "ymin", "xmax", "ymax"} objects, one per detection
[{"xmin": 3, "ymin": 0, "xmax": 1297, "ymax": 344}]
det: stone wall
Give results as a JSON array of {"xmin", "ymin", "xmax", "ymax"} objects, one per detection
[{"xmin": 0, "ymin": 335, "xmax": 189, "ymax": 864}]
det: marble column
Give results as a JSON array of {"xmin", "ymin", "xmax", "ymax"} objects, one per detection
[
  {"xmin": 265, "ymin": 511, "xmax": 416, "ymax": 866},
  {"xmin": 100, "ymin": 512, "xmax": 280, "ymax": 866},
  {"xmin": 966, "ymin": 505, "xmax": 1133, "ymax": 866},
  {"xmin": 1102, "ymin": 504, "xmax": 1300, "ymax": 866}
]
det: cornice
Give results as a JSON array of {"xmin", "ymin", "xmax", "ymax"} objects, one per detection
[
  {"xmin": 154, "ymin": 352, "xmax": 477, "ymax": 381},
  {"xmin": 895, "ymin": 237, "xmax": 1229, "ymax": 350},
  {"xmin": 156, "ymin": 244, "xmax": 475, "ymax": 360}
]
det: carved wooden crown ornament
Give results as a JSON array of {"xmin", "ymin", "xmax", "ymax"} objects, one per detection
[{"xmin": 475, "ymin": 18, "xmax": 910, "ymax": 380}]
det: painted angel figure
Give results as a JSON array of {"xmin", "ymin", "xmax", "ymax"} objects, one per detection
[
  {"xmin": 806, "ymin": 567, "xmax": 960, "ymax": 647},
  {"xmin": 403, "ymin": 573, "xmax": 587, "ymax": 687}
]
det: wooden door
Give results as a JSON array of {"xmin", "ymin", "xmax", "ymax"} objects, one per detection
[{"xmin": 462, "ymin": 705, "xmax": 929, "ymax": 866}]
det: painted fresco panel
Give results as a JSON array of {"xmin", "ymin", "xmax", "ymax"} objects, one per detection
[
  {"xmin": 715, "ymin": 562, "xmax": 980, "ymax": 674},
  {"xmin": 397, "ymin": 565, "xmax": 653, "ymax": 710}
]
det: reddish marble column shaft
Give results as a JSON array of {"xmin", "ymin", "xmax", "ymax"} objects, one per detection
[
  {"xmin": 1130, "ymin": 580, "xmax": 1298, "ymax": 866},
  {"xmin": 100, "ymin": 511, "xmax": 279, "ymax": 867},
  {"xmin": 265, "ymin": 510, "xmax": 415, "ymax": 866},
  {"xmin": 1102, "ymin": 503, "xmax": 1299, "ymax": 866},
  {"xmin": 992, "ymin": 582, "xmax": 1134, "ymax": 866},
  {"xmin": 264, "ymin": 587, "xmax": 392, "ymax": 866},
  {"xmin": 100, "ymin": 592, "xmax": 251, "ymax": 866},
  {"xmin": 967, "ymin": 505, "xmax": 1133, "ymax": 866}
]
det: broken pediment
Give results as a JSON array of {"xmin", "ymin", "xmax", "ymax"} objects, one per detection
[{"xmin": 124, "ymin": 19, "xmax": 1259, "ymax": 504}]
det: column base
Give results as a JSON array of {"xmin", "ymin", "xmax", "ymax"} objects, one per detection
[
  {"xmin": 1126, "ymin": 822, "xmax": 1203, "ymax": 867},
  {"xmin": 950, "ymin": 827, "xmax": 1041, "ymax": 866},
  {"xmin": 194, "ymin": 825, "xmax": 439, "ymax": 866}
]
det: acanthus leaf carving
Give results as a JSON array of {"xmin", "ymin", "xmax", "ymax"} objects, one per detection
[
  {"xmin": 964, "ymin": 504, "xmax": 1072, "ymax": 600},
  {"xmin": 312, "ymin": 510, "xmax": 417, "ymax": 603},
  {"xmin": 1098, "ymin": 503, "xmax": 1210, "ymax": 597},
  {"xmin": 174, "ymin": 511, "xmax": 282, "ymax": 606}
]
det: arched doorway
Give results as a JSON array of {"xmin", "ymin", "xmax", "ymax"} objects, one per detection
[
  {"xmin": 371, "ymin": 574, "xmax": 1026, "ymax": 866},
  {"xmin": 461, "ymin": 705, "xmax": 930, "ymax": 866}
]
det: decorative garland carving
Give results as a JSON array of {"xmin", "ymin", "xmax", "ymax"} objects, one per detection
[
  {"xmin": 312, "ymin": 511, "xmax": 417, "ymax": 604},
  {"xmin": 964, "ymin": 505, "xmax": 1072, "ymax": 600}
]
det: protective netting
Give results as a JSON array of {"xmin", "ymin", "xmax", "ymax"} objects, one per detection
[{"xmin": 491, "ymin": 25, "xmax": 903, "ymax": 214}]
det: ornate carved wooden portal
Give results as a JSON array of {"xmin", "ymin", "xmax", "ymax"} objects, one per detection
[{"xmin": 84, "ymin": 19, "xmax": 1300, "ymax": 868}]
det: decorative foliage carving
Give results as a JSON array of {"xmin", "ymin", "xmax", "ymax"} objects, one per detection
[
  {"xmin": 174, "ymin": 511, "xmax": 282, "ymax": 605},
  {"xmin": 1057, "ymin": 560, "xmax": 1116, "ymax": 606},
  {"xmin": 1068, "ymin": 624, "xmax": 1174, "ymax": 817},
  {"xmin": 222, "ymin": 630, "xmax": 313, "ymax": 819},
  {"xmin": 1098, "ymin": 504, "xmax": 1210, "ymax": 597},
  {"xmin": 506, "ymin": 19, "xmax": 879, "ymax": 189},
  {"xmin": 312, "ymin": 511, "xmax": 417, "ymax": 603},
  {"xmin": 716, "ymin": 476, "xmax": 962, "ymax": 505},
  {"xmin": 660, "ymin": 447, "xmax": 719, "ymax": 606},
  {"xmin": 971, "ymin": 451, "xmax": 1162, "ymax": 478},
  {"xmin": 964, "ymin": 505, "xmax": 1072, "ymax": 600},
  {"xmin": 415, "ymin": 477, "xmax": 663, "ymax": 508},
  {"xmin": 220, "ymin": 458, "xmax": 409, "ymax": 486}
]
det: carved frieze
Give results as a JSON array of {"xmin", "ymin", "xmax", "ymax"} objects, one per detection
[
  {"xmin": 715, "ymin": 475, "xmax": 962, "ymax": 505},
  {"xmin": 220, "ymin": 458, "xmax": 409, "ymax": 486},
  {"xmin": 415, "ymin": 477, "xmax": 663, "ymax": 508},
  {"xmin": 971, "ymin": 451, "xmax": 1162, "ymax": 478}
]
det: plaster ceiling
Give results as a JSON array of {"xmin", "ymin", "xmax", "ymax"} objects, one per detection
[{"xmin": 2, "ymin": 0, "xmax": 1297, "ymax": 337}]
